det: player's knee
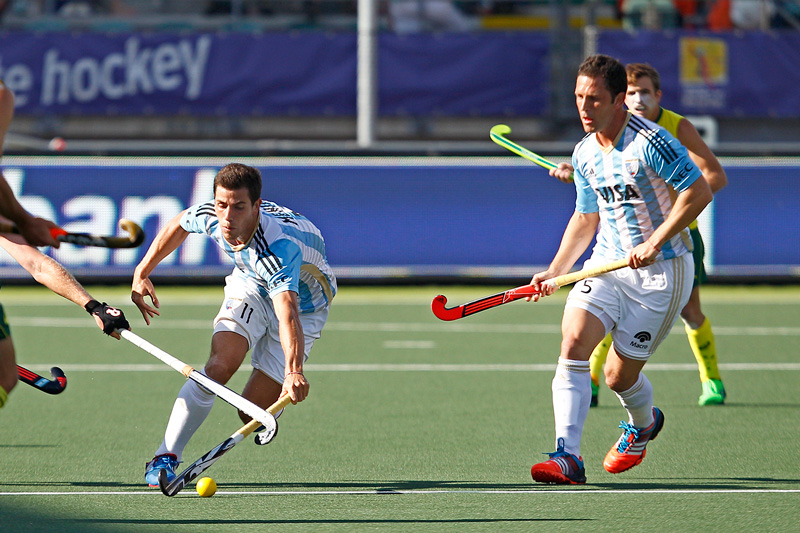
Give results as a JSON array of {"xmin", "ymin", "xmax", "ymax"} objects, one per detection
[
  {"xmin": 560, "ymin": 335, "xmax": 594, "ymax": 361},
  {"xmin": 605, "ymin": 367, "xmax": 640, "ymax": 392},
  {"xmin": 203, "ymin": 358, "xmax": 237, "ymax": 384},
  {"xmin": 604, "ymin": 367, "xmax": 625, "ymax": 392}
]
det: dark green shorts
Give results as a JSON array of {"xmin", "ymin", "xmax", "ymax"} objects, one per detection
[
  {"xmin": 0, "ymin": 303, "xmax": 9, "ymax": 340},
  {"xmin": 690, "ymin": 226, "xmax": 707, "ymax": 288}
]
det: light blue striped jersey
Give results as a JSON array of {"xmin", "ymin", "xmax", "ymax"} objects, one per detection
[
  {"xmin": 180, "ymin": 200, "xmax": 336, "ymax": 313},
  {"xmin": 572, "ymin": 112, "xmax": 702, "ymax": 261}
]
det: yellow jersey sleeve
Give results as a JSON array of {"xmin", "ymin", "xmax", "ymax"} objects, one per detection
[
  {"xmin": 657, "ymin": 107, "xmax": 699, "ymax": 230},
  {"xmin": 655, "ymin": 107, "xmax": 684, "ymax": 138}
]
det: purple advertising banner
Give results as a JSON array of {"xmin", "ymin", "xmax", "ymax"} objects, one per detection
[
  {"xmin": 598, "ymin": 30, "xmax": 800, "ymax": 117},
  {"xmin": 0, "ymin": 32, "xmax": 549, "ymax": 117}
]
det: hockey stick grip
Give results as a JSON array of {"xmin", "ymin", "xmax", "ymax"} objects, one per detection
[
  {"xmin": 237, "ymin": 394, "xmax": 294, "ymax": 438},
  {"xmin": 548, "ymin": 258, "xmax": 629, "ymax": 288}
]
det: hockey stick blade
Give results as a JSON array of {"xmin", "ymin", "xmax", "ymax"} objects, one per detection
[
  {"xmin": 0, "ymin": 219, "xmax": 145, "ymax": 249},
  {"xmin": 158, "ymin": 437, "xmax": 239, "ymax": 496},
  {"xmin": 159, "ymin": 394, "xmax": 293, "ymax": 496},
  {"xmin": 432, "ymin": 286, "xmax": 539, "ymax": 321},
  {"xmin": 17, "ymin": 365, "xmax": 67, "ymax": 394},
  {"xmin": 490, "ymin": 124, "xmax": 573, "ymax": 180},
  {"xmin": 432, "ymin": 258, "xmax": 629, "ymax": 321}
]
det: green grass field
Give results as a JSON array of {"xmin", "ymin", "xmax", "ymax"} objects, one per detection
[{"xmin": 1, "ymin": 284, "xmax": 799, "ymax": 532}]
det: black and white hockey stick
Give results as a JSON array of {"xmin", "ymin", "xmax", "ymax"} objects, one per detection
[
  {"xmin": 0, "ymin": 219, "xmax": 145, "ymax": 249},
  {"xmin": 17, "ymin": 365, "xmax": 67, "ymax": 394},
  {"xmin": 159, "ymin": 394, "xmax": 293, "ymax": 497}
]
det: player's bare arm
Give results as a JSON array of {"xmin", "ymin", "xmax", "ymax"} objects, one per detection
[
  {"xmin": 132, "ymin": 211, "xmax": 190, "ymax": 324},
  {"xmin": 676, "ymin": 119, "xmax": 727, "ymax": 193},
  {"xmin": 0, "ymin": 81, "xmax": 14, "ymax": 146},
  {"xmin": 0, "ymin": 86, "xmax": 60, "ymax": 249},
  {"xmin": 272, "ymin": 290, "xmax": 308, "ymax": 404},
  {"xmin": 0, "ymin": 177, "xmax": 61, "ymax": 249},
  {"xmin": 0, "ymin": 234, "xmax": 129, "ymax": 338},
  {"xmin": 529, "ymin": 211, "xmax": 600, "ymax": 300},
  {"xmin": 630, "ymin": 178, "xmax": 713, "ymax": 268}
]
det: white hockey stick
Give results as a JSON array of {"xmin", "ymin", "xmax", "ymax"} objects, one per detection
[{"xmin": 119, "ymin": 330, "xmax": 277, "ymax": 436}]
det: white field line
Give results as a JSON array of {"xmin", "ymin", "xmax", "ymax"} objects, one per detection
[
  {"xmin": 1, "ymin": 488, "xmax": 799, "ymax": 497},
  {"xmin": 7, "ymin": 294, "xmax": 800, "ymax": 307},
  {"xmin": 383, "ymin": 340, "xmax": 436, "ymax": 349},
  {"xmin": 8, "ymin": 317, "xmax": 800, "ymax": 337},
  {"xmin": 18, "ymin": 362, "xmax": 800, "ymax": 373}
]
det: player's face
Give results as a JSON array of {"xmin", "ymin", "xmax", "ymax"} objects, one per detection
[
  {"xmin": 214, "ymin": 186, "xmax": 260, "ymax": 244},
  {"xmin": 625, "ymin": 77, "xmax": 661, "ymax": 121},
  {"xmin": 575, "ymin": 75, "xmax": 623, "ymax": 134}
]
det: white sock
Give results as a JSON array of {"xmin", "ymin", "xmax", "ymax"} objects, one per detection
[
  {"xmin": 155, "ymin": 379, "xmax": 216, "ymax": 462},
  {"xmin": 552, "ymin": 357, "xmax": 591, "ymax": 458},
  {"xmin": 614, "ymin": 373, "xmax": 654, "ymax": 428}
]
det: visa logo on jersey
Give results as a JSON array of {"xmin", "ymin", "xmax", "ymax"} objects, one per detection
[{"xmin": 594, "ymin": 184, "xmax": 641, "ymax": 204}]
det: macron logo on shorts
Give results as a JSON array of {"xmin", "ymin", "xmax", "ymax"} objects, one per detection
[{"xmin": 630, "ymin": 331, "xmax": 652, "ymax": 349}]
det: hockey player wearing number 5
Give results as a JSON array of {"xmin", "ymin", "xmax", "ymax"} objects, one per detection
[
  {"xmin": 548, "ymin": 63, "xmax": 728, "ymax": 407},
  {"xmin": 587, "ymin": 63, "xmax": 728, "ymax": 407},
  {"xmin": 131, "ymin": 163, "xmax": 336, "ymax": 488},
  {"xmin": 529, "ymin": 55, "xmax": 712, "ymax": 484}
]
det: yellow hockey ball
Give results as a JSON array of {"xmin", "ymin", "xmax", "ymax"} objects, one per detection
[{"xmin": 196, "ymin": 477, "xmax": 217, "ymax": 497}]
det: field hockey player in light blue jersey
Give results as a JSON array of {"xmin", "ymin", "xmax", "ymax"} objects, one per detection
[
  {"xmin": 586, "ymin": 63, "xmax": 728, "ymax": 407},
  {"xmin": 550, "ymin": 63, "xmax": 728, "ymax": 408},
  {"xmin": 528, "ymin": 55, "xmax": 712, "ymax": 485},
  {"xmin": 131, "ymin": 163, "xmax": 336, "ymax": 487}
]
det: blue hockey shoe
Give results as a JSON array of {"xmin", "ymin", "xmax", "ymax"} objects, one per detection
[{"xmin": 145, "ymin": 453, "xmax": 179, "ymax": 488}]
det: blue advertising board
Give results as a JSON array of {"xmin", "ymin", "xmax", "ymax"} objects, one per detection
[
  {"xmin": 0, "ymin": 32, "xmax": 549, "ymax": 117},
  {"xmin": 0, "ymin": 157, "xmax": 796, "ymax": 281},
  {"xmin": 3, "ymin": 29, "xmax": 799, "ymax": 119}
]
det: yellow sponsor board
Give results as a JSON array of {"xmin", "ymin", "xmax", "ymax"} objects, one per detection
[{"xmin": 679, "ymin": 37, "xmax": 728, "ymax": 86}]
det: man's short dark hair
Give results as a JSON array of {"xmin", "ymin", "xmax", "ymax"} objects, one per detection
[
  {"xmin": 577, "ymin": 54, "xmax": 627, "ymax": 100},
  {"xmin": 214, "ymin": 163, "xmax": 262, "ymax": 205}
]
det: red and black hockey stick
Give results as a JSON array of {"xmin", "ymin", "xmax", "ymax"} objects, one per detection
[
  {"xmin": 0, "ymin": 219, "xmax": 145, "ymax": 249},
  {"xmin": 432, "ymin": 258, "xmax": 629, "ymax": 321},
  {"xmin": 17, "ymin": 365, "xmax": 67, "ymax": 394}
]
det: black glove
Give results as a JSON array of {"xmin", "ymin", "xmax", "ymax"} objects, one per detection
[{"xmin": 85, "ymin": 300, "xmax": 130, "ymax": 335}]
